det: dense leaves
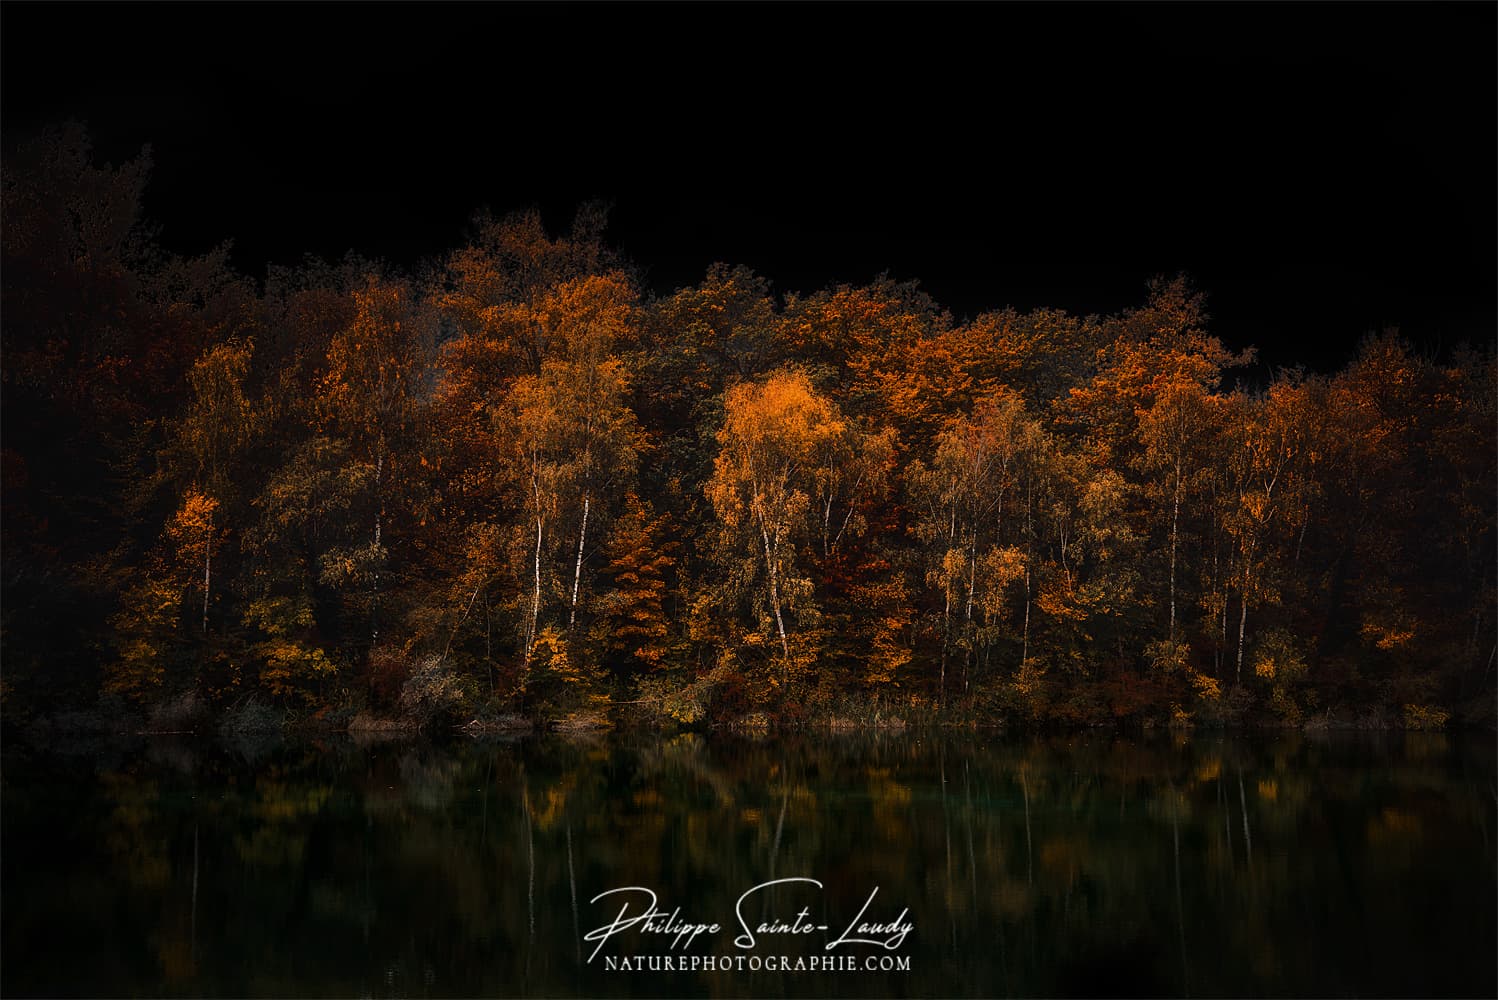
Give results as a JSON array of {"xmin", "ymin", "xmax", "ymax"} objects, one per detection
[{"xmin": 3, "ymin": 129, "xmax": 1493, "ymax": 730}]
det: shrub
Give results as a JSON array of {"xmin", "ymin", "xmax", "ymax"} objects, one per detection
[
  {"xmin": 399, "ymin": 655, "xmax": 470, "ymax": 728},
  {"xmin": 1402, "ymin": 703, "xmax": 1450, "ymax": 731},
  {"xmin": 146, "ymin": 689, "xmax": 206, "ymax": 732},
  {"xmin": 366, "ymin": 646, "xmax": 411, "ymax": 707},
  {"xmin": 219, "ymin": 696, "xmax": 285, "ymax": 735}
]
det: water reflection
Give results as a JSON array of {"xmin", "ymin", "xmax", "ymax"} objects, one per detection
[{"xmin": 3, "ymin": 732, "xmax": 1494, "ymax": 997}]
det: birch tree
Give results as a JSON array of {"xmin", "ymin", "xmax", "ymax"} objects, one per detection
[
  {"xmin": 1137, "ymin": 380, "xmax": 1220, "ymax": 645},
  {"xmin": 176, "ymin": 338, "xmax": 254, "ymax": 633},
  {"xmin": 706, "ymin": 370, "xmax": 844, "ymax": 670},
  {"xmin": 910, "ymin": 389, "xmax": 1045, "ymax": 701},
  {"xmin": 317, "ymin": 276, "xmax": 434, "ymax": 647}
]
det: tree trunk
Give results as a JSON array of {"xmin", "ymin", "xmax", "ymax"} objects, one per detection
[
  {"xmin": 1169, "ymin": 465, "xmax": 1181, "ymax": 640},
  {"xmin": 940, "ymin": 497, "xmax": 956, "ymax": 710},
  {"xmin": 202, "ymin": 512, "xmax": 212, "ymax": 635},
  {"xmin": 441, "ymin": 582, "xmax": 484, "ymax": 665},
  {"xmin": 1217, "ymin": 541, "xmax": 1230, "ymax": 677},
  {"xmin": 832, "ymin": 470, "xmax": 864, "ymax": 555},
  {"xmin": 524, "ymin": 514, "xmax": 542, "ymax": 672},
  {"xmin": 569, "ymin": 493, "xmax": 590, "ymax": 629},
  {"xmin": 940, "ymin": 587, "xmax": 950, "ymax": 709},
  {"xmin": 1209, "ymin": 514, "xmax": 1221, "ymax": 674},
  {"xmin": 1236, "ymin": 597, "xmax": 1248, "ymax": 683},
  {"xmin": 1021, "ymin": 566, "xmax": 1031, "ymax": 667},
  {"xmin": 485, "ymin": 589, "xmax": 494, "ymax": 698},
  {"xmin": 965, "ymin": 540, "xmax": 977, "ymax": 624},
  {"xmin": 963, "ymin": 532, "xmax": 977, "ymax": 692},
  {"xmin": 372, "ymin": 452, "xmax": 384, "ymax": 646},
  {"xmin": 823, "ymin": 485, "xmax": 833, "ymax": 558},
  {"xmin": 760, "ymin": 524, "xmax": 790, "ymax": 660}
]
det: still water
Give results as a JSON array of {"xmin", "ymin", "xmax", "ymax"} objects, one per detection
[{"xmin": 3, "ymin": 730, "xmax": 1494, "ymax": 997}]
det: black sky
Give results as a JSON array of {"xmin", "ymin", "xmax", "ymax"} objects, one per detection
[{"xmin": 3, "ymin": 2, "xmax": 1494, "ymax": 371}]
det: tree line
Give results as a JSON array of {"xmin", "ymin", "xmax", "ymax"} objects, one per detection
[{"xmin": 3, "ymin": 126, "xmax": 1493, "ymax": 730}]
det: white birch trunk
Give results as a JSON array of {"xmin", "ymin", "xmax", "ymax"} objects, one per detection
[
  {"xmin": 569, "ymin": 493, "xmax": 590, "ymax": 629},
  {"xmin": 1236, "ymin": 598, "xmax": 1248, "ymax": 683},
  {"xmin": 202, "ymin": 513, "xmax": 211, "ymax": 635},
  {"xmin": 760, "ymin": 522, "xmax": 790, "ymax": 660},
  {"xmin": 524, "ymin": 513, "xmax": 542, "ymax": 672},
  {"xmin": 1169, "ymin": 464, "xmax": 1181, "ymax": 640}
]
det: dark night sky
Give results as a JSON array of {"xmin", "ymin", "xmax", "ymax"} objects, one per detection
[{"xmin": 3, "ymin": 2, "xmax": 1494, "ymax": 371}]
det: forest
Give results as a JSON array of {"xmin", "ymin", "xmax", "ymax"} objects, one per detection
[{"xmin": 3, "ymin": 126, "xmax": 1494, "ymax": 734}]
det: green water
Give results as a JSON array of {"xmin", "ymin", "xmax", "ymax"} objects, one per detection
[{"xmin": 3, "ymin": 730, "xmax": 1494, "ymax": 997}]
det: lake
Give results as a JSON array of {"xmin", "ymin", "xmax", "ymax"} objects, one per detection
[{"xmin": 3, "ymin": 729, "xmax": 1494, "ymax": 997}]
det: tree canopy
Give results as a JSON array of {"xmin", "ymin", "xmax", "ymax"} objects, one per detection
[{"xmin": 3, "ymin": 127, "xmax": 1492, "ymax": 733}]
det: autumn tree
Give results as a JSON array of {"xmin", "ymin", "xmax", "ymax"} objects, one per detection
[
  {"xmin": 436, "ymin": 204, "xmax": 621, "ymax": 379},
  {"xmin": 4, "ymin": 133, "xmax": 1492, "ymax": 732},
  {"xmin": 909, "ymin": 389, "xmax": 1046, "ymax": 702},
  {"xmin": 634, "ymin": 264, "xmax": 783, "ymax": 530},
  {"xmin": 430, "ymin": 212, "xmax": 639, "ymax": 707},
  {"xmin": 500, "ymin": 355, "xmax": 641, "ymax": 684},
  {"xmin": 221, "ymin": 259, "xmax": 380, "ymax": 703},
  {"xmin": 1060, "ymin": 275, "xmax": 1246, "ymax": 465},
  {"xmin": 316, "ymin": 275, "xmax": 436, "ymax": 648},
  {"xmin": 706, "ymin": 370, "xmax": 859, "ymax": 681},
  {"xmin": 948, "ymin": 306, "xmax": 1108, "ymax": 408},
  {"xmin": 541, "ymin": 276, "xmax": 643, "ymax": 628},
  {"xmin": 594, "ymin": 492, "xmax": 676, "ymax": 674},
  {"xmin": 782, "ymin": 278, "xmax": 963, "ymax": 454},
  {"xmin": 2, "ymin": 126, "xmax": 267, "ymax": 708},
  {"xmin": 171, "ymin": 339, "xmax": 255, "ymax": 633},
  {"xmin": 241, "ymin": 436, "xmax": 370, "ymax": 700},
  {"xmin": 1135, "ymin": 379, "xmax": 1221, "ymax": 647},
  {"xmin": 1220, "ymin": 382, "xmax": 1306, "ymax": 683}
]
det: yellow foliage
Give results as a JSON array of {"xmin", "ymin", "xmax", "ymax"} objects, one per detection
[
  {"xmin": 1363, "ymin": 621, "xmax": 1416, "ymax": 650},
  {"xmin": 1146, "ymin": 638, "xmax": 1189, "ymax": 674},
  {"xmin": 1189, "ymin": 670, "xmax": 1222, "ymax": 702},
  {"xmin": 1240, "ymin": 489, "xmax": 1268, "ymax": 522},
  {"xmin": 1402, "ymin": 704, "xmax": 1449, "ymax": 731},
  {"xmin": 863, "ymin": 614, "xmax": 912, "ymax": 687},
  {"xmin": 165, "ymin": 489, "xmax": 220, "ymax": 571},
  {"xmin": 1010, "ymin": 659, "xmax": 1048, "ymax": 715},
  {"xmin": 1252, "ymin": 630, "xmax": 1305, "ymax": 684},
  {"xmin": 531, "ymin": 625, "xmax": 610, "ymax": 704},
  {"xmin": 242, "ymin": 595, "xmax": 333, "ymax": 702},
  {"xmin": 180, "ymin": 338, "xmax": 255, "ymax": 486},
  {"xmin": 243, "ymin": 596, "xmax": 315, "ymax": 636},
  {"xmin": 1036, "ymin": 584, "xmax": 1087, "ymax": 621},
  {"xmin": 106, "ymin": 578, "xmax": 181, "ymax": 700},
  {"xmin": 257, "ymin": 640, "xmax": 335, "ymax": 701}
]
